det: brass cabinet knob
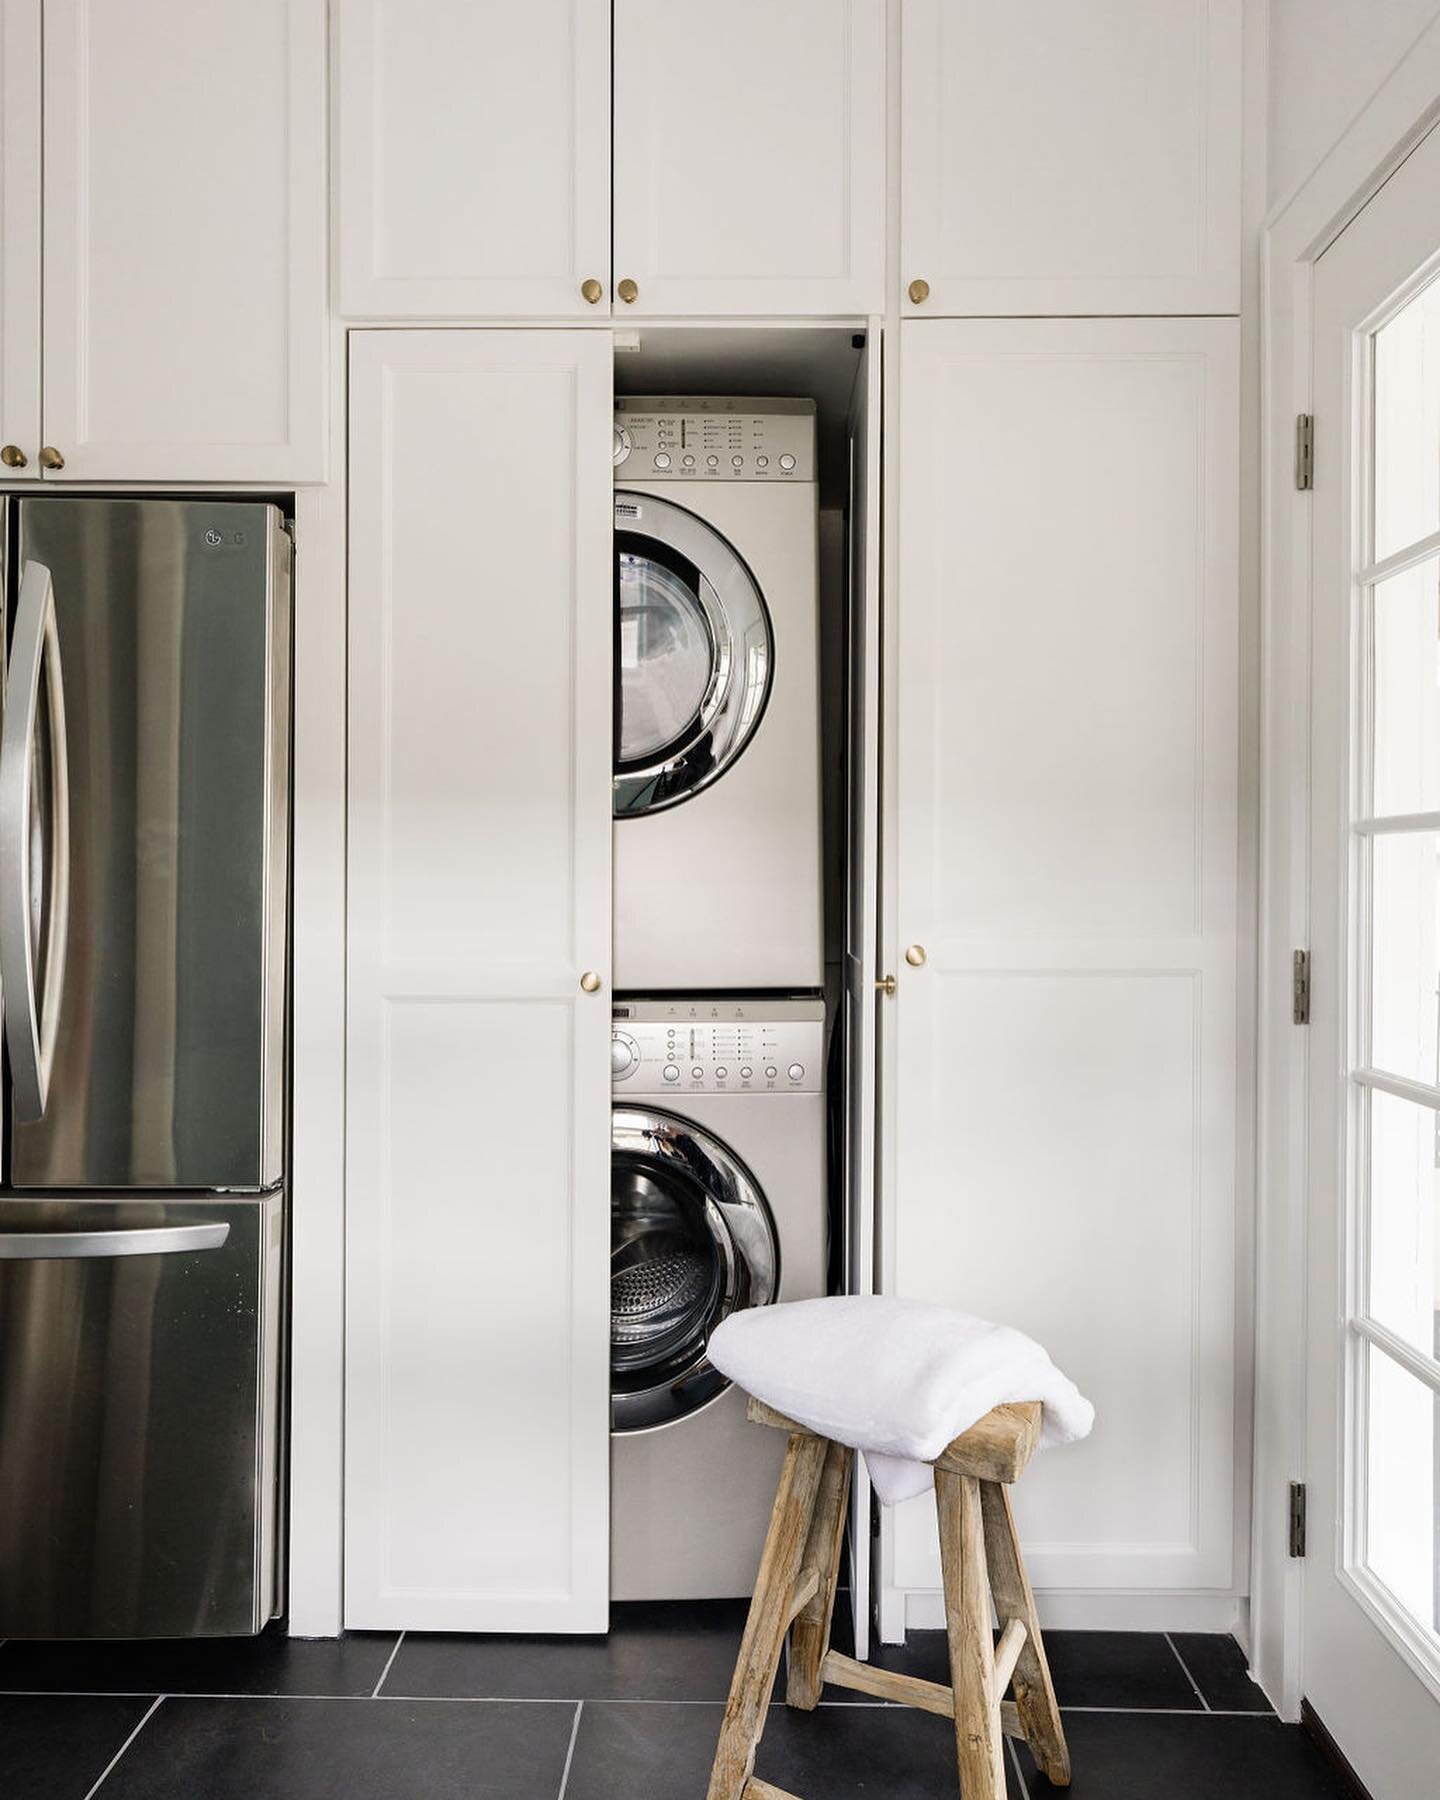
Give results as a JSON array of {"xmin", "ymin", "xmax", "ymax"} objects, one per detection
[
  {"xmin": 907, "ymin": 278, "xmax": 930, "ymax": 305},
  {"xmin": 617, "ymin": 278, "xmax": 639, "ymax": 304},
  {"xmin": 876, "ymin": 974, "xmax": 897, "ymax": 997},
  {"xmin": 580, "ymin": 970, "xmax": 603, "ymax": 993},
  {"xmin": 38, "ymin": 446, "xmax": 64, "ymax": 471},
  {"xmin": 0, "ymin": 444, "xmax": 28, "ymax": 468},
  {"xmin": 904, "ymin": 944, "xmax": 927, "ymax": 967},
  {"xmin": 580, "ymin": 277, "xmax": 603, "ymax": 304}
]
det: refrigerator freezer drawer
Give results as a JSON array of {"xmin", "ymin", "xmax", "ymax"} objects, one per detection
[{"xmin": 0, "ymin": 1194, "xmax": 283, "ymax": 1638}]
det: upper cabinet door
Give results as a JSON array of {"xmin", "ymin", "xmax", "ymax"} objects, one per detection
[
  {"xmin": 0, "ymin": 0, "xmax": 40, "ymax": 480},
  {"xmin": 901, "ymin": 0, "xmax": 1242, "ymax": 316},
  {"xmin": 613, "ymin": 0, "xmax": 884, "ymax": 316},
  {"xmin": 41, "ymin": 0, "xmax": 326, "ymax": 483},
  {"xmin": 337, "ymin": 0, "xmax": 611, "ymax": 319}
]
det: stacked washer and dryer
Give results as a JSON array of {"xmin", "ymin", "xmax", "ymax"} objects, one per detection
[{"xmin": 609, "ymin": 397, "xmax": 828, "ymax": 1600}]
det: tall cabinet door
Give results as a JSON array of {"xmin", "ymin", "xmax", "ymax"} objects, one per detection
[
  {"xmin": 345, "ymin": 331, "xmax": 613, "ymax": 1631},
  {"xmin": 40, "ymin": 0, "xmax": 325, "ymax": 482},
  {"xmin": 337, "ymin": 0, "xmax": 611, "ymax": 319},
  {"xmin": 883, "ymin": 318, "xmax": 1240, "ymax": 1625},
  {"xmin": 0, "ymin": 0, "xmax": 40, "ymax": 478}
]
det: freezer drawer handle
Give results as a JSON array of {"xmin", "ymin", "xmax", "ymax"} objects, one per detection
[
  {"xmin": 0, "ymin": 1222, "xmax": 231, "ymax": 1260},
  {"xmin": 0, "ymin": 559, "xmax": 71, "ymax": 1119}
]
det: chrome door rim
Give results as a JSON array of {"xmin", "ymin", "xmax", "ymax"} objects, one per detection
[
  {"xmin": 611, "ymin": 1105, "xmax": 779, "ymax": 1433},
  {"xmin": 613, "ymin": 491, "xmax": 773, "ymax": 817}
]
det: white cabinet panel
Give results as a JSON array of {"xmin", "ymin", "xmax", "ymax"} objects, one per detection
[
  {"xmin": 613, "ymin": 0, "xmax": 884, "ymax": 316},
  {"xmin": 345, "ymin": 330, "xmax": 612, "ymax": 1631},
  {"xmin": 0, "ymin": 0, "xmax": 39, "ymax": 478},
  {"xmin": 41, "ymin": 0, "xmax": 325, "ymax": 482},
  {"xmin": 887, "ymin": 318, "xmax": 1239, "ymax": 1604},
  {"xmin": 337, "ymin": 0, "xmax": 611, "ymax": 319},
  {"xmin": 901, "ymin": 0, "xmax": 1242, "ymax": 315}
]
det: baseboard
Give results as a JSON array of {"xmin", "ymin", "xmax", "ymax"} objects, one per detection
[
  {"xmin": 1301, "ymin": 1700, "xmax": 1375, "ymax": 1800},
  {"xmin": 892, "ymin": 1587, "xmax": 1246, "ymax": 1636}
]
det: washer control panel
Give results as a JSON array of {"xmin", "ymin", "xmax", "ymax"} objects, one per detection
[
  {"xmin": 612, "ymin": 997, "xmax": 824, "ymax": 1095},
  {"xmin": 613, "ymin": 396, "xmax": 815, "ymax": 482}
]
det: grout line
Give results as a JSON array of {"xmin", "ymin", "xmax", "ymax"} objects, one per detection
[
  {"xmin": 371, "ymin": 1632, "xmax": 405, "ymax": 1698},
  {"xmin": 1006, "ymin": 1733, "xmax": 1032, "ymax": 1797},
  {"xmin": 1163, "ymin": 1631, "xmax": 1211, "ymax": 1712},
  {"xmin": 82, "ymin": 1694, "xmax": 163, "ymax": 1799},
  {"xmin": 555, "ymin": 1700, "xmax": 584, "ymax": 1800}
]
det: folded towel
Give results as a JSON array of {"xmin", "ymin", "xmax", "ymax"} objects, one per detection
[{"xmin": 708, "ymin": 1295, "xmax": 1094, "ymax": 1505}]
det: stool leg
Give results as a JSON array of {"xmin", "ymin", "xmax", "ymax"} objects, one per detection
[
  {"xmin": 936, "ymin": 1469, "xmax": 1005, "ymax": 1800},
  {"xmin": 979, "ymin": 1479, "xmax": 1070, "ymax": 1787},
  {"xmin": 707, "ymin": 1432, "xmax": 828, "ymax": 1800},
  {"xmin": 785, "ymin": 1440, "xmax": 852, "ymax": 1710}
]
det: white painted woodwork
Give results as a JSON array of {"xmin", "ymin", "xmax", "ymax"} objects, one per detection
[
  {"xmin": 337, "ymin": 0, "xmax": 611, "ymax": 319},
  {"xmin": 40, "ymin": 0, "xmax": 325, "ymax": 482},
  {"xmin": 886, "ymin": 318, "xmax": 1240, "ymax": 1611},
  {"xmin": 612, "ymin": 0, "xmax": 884, "ymax": 316},
  {"xmin": 901, "ymin": 0, "xmax": 1242, "ymax": 316},
  {"xmin": 345, "ymin": 330, "xmax": 612, "ymax": 1631},
  {"xmin": 0, "ymin": 0, "xmax": 40, "ymax": 478}
]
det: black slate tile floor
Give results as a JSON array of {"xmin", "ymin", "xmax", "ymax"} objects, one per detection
[{"xmin": 0, "ymin": 1612, "xmax": 1349, "ymax": 1799}]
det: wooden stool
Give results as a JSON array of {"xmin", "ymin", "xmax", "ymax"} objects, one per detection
[{"xmin": 706, "ymin": 1397, "xmax": 1070, "ymax": 1800}]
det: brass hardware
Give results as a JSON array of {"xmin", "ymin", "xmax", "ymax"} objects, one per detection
[
  {"xmin": 0, "ymin": 444, "xmax": 27, "ymax": 469},
  {"xmin": 907, "ymin": 278, "xmax": 930, "ymax": 305},
  {"xmin": 580, "ymin": 970, "xmax": 603, "ymax": 994},
  {"xmin": 580, "ymin": 277, "xmax": 603, "ymax": 305},
  {"xmin": 876, "ymin": 974, "xmax": 897, "ymax": 997},
  {"xmin": 904, "ymin": 944, "xmax": 927, "ymax": 967},
  {"xmin": 617, "ymin": 278, "xmax": 639, "ymax": 304},
  {"xmin": 38, "ymin": 446, "xmax": 64, "ymax": 471}
]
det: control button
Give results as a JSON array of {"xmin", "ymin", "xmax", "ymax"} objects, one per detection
[
  {"xmin": 732, "ymin": 455, "xmax": 744, "ymax": 468},
  {"xmin": 756, "ymin": 455, "xmax": 769, "ymax": 468},
  {"xmin": 682, "ymin": 455, "xmax": 695, "ymax": 467},
  {"xmin": 764, "ymin": 1065, "xmax": 778, "ymax": 1080},
  {"xmin": 787, "ymin": 1063, "xmax": 805, "ymax": 1081},
  {"xmin": 715, "ymin": 1067, "xmax": 728, "ymax": 1079},
  {"xmin": 779, "ymin": 453, "xmax": 796, "ymax": 471},
  {"xmin": 692, "ymin": 1067, "xmax": 704, "ymax": 1080},
  {"xmin": 663, "ymin": 1064, "xmax": 680, "ymax": 1082},
  {"xmin": 740, "ymin": 1066, "xmax": 753, "ymax": 1079},
  {"xmin": 706, "ymin": 454, "xmax": 719, "ymax": 467},
  {"xmin": 654, "ymin": 452, "xmax": 671, "ymax": 469}
]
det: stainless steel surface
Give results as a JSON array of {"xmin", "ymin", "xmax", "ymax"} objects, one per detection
[
  {"xmin": 611, "ymin": 995, "xmax": 826, "ymax": 1095},
  {"xmin": 613, "ymin": 397, "xmax": 817, "ymax": 483},
  {"xmin": 0, "ymin": 1220, "xmax": 229, "ymax": 1259},
  {"xmin": 0, "ymin": 559, "xmax": 71, "ymax": 1120},
  {"xmin": 0, "ymin": 1192, "xmax": 283, "ymax": 1637},
  {"xmin": 9, "ymin": 499, "xmax": 291, "ymax": 1189}
]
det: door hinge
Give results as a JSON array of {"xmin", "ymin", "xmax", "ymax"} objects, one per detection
[
  {"xmin": 1292, "ymin": 949, "xmax": 1311, "ymax": 1025},
  {"xmin": 1295, "ymin": 414, "xmax": 1314, "ymax": 490},
  {"xmin": 1288, "ymin": 1481, "xmax": 1307, "ymax": 1558}
]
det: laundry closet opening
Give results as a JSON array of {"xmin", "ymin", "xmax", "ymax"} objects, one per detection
[{"xmin": 607, "ymin": 324, "xmax": 880, "ymax": 1616}]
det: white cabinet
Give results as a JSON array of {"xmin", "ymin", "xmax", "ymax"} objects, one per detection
[
  {"xmin": 0, "ymin": 0, "xmax": 40, "ymax": 479},
  {"xmin": 337, "ymin": 0, "xmax": 611, "ymax": 319},
  {"xmin": 345, "ymin": 330, "xmax": 613, "ymax": 1632},
  {"xmin": 38, "ymin": 0, "xmax": 325, "ymax": 482},
  {"xmin": 883, "ymin": 318, "xmax": 1240, "ymax": 1626},
  {"xmin": 612, "ymin": 0, "xmax": 885, "ymax": 316},
  {"xmin": 901, "ymin": 0, "xmax": 1243, "ymax": 315}
]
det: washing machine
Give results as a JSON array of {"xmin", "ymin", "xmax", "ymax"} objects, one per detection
[
  {"xmin": 609, "ymin": 995, "xmax": 827, "ymax": 1600},
  {"xmin": 613, "ymin": 397, "xmax": 822, "ymax": 992}
]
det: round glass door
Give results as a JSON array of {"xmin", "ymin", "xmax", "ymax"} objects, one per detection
[
  {"xmin": 611, "ymin": 1107, "xmax": 779, "ymax": 1432},
  {"xmin": 614, "ymin": 492, "xmax": 772, "ymax": 817}
]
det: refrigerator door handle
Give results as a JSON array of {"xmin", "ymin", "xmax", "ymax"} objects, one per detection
[
  {"xmin": 0, "ymin": 559, "xmax": 71, "ymax": 1120},
  {"xmin": 0, "ymin": 1221, "xmax": 231, "ymax": 1260}
]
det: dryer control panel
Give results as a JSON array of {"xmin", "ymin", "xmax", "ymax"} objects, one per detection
[
  {"xmin": 612, "ymin": 997, "xmax": 824, "ymax": 1095},
  {"xmin": 613, "ymin": 396, "xmax": 816, "ymax": 483}
]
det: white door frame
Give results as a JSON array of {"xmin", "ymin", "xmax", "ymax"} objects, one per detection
[{"xmin": 1256, "ymin": 12, "xmax": 1440, "ymax": 1720}]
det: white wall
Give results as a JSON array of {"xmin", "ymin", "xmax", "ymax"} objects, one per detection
[{"xmin": 1267, "ymin": 0, "xmax": 1440, "ymax": 207}]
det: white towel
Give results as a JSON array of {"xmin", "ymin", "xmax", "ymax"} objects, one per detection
[{"xmin": 708, "ymin": 1295, "xmax": 1094, "ymax": 1505}]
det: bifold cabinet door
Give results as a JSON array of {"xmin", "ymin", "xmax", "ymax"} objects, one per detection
[
  {"xmin": 884, "ymin": 318, "xmax": 1240, "ymax": 1622},
  {"xmin": 0, "ymin": 0, "xmax": 39, "ymax": 480},
  {"xmin": 337, "ymin": 0, "xmax": 611, "ymax": 318},
  {"xmin": 345, "ymin": 331, "xmax": 613, "ymax": 1631},
  {"xmin": 40, "ymin": 0, "xmax": 325, "ymax": 482},
  {"xmin": 612, "ymin": 0, "xmax": 884, "ymax": 316},
  {"xmin": 901, "ymin": 0, "xmax": 1242, "ymax": 315}
]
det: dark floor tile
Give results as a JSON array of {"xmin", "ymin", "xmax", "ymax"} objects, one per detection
[
  {"xmin": 100, "ymin": 1696, "xmax": 576, "ymax": 1800},
  {"xmin": 866, "ymin": 1629, "xmax": 1202, "ymax": 1711},
  {"xmin": 1019, "ymin": 1711, "xmax": 1353, "ymax": 1797},
  {"xmin": 566, "ymin": 1700, "xmax": 1026, "ymax": 1800},
  {"xmin": 0, "ymin": 1624, "xmax": 399, "ymax": 1697},
  {"xmin": 0, "ymin": 1693, "xmax": 156, "ymax": 1800},
  {"xmin": 1167, "ymin": 1633, "xmax": 1273, "ymax": 1714}
]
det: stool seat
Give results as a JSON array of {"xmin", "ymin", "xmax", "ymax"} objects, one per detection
[{"xmin": 706, "ymin": 1399, "xmax": 1071, "ymax": 1800}]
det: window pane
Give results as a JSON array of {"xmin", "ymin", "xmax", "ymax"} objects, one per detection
[
  {"xmin": 1364, "ymin": 1344, "xmax": 1440, "ymax": 1645},
  {"xmin": 1371, "ymin": 558, "xmax": 1440, "ymax": 818},
  {"xmin": 1370, "ymin": 831, "xmax": 1440, "ymax": 1086},
  {"xmin": 1367, "ymin": 1087, "xmax": 1440, "ymax": 1359},
  {"xmin": 1374, "ymin": 274, "xmax": 1440, "ymax": 563}
]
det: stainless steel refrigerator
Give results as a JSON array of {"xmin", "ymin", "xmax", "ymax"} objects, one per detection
[{"xmin": 0, "ymin": 497, "xmax": 290, "ymax": 1638}]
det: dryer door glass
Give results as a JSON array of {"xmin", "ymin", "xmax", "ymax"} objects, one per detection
[{"xmin": 614, "ymin": 491, "xmax": 772, "ymax": 817}]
